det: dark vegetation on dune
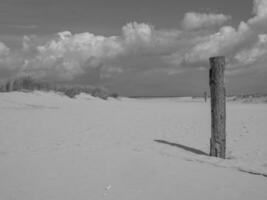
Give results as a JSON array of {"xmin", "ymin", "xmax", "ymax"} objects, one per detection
[{"xmin": 0, "ymin": 76, "xmax": 119, "ymax": 99}]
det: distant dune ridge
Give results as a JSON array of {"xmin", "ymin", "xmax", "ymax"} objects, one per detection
[
  {"xmin": 1, "ymin": 76, "xmax": 266, "ymax": 103},
  {"xmin": 0, "ymin": 76, "xmax": 119, "ymax": 99},
  {"xmin": 227, "ymin": 95, "xmax": 267, "ymax": 104}
]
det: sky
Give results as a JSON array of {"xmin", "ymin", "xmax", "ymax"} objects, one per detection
[{"xmin": 0, "ymin": 0, "xmax": 266, "ymax": 96}]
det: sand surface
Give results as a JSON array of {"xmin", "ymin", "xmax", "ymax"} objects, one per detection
[{"xmin": 0, "ymin": 92, "xmax": 267, "ymax": 200}]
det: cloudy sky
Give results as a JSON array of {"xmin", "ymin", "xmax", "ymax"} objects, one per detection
[{"xmin": 0, "ymin": 0, "xmax": 266, "ymax": 96}]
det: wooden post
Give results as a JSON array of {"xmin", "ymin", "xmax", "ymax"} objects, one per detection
[{"xmin": 209, "ymin": 56, "xmax": 226, "ymax": 159}]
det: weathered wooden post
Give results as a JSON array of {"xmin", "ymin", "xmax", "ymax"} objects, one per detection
[{"xmin": 209, "ymin": 56, "xmax": 226, "ymax": 159}]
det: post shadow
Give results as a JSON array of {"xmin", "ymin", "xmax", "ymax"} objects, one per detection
[{"xmin": 154, "ymin": 139, "xmax": 208, "ymax": 156}]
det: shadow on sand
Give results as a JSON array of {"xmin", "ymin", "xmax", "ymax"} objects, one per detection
[{"xmin": 154, "ymin": 139, "xmax": 208, "ymax": 156}]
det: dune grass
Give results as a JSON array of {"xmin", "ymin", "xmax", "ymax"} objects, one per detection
[{"xmin": 0, "ymin": 76, "xmax": 118, "ymax": 99}]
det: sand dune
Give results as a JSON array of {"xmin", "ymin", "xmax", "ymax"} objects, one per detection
[{"xmin": 0, "ymin": 92, "xmax": 267, "ymax": 200}]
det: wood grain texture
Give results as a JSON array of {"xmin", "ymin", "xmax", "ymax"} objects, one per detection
[{"xmin": 209, "ymin": 56, "xmax": 226, "ymax": 159}]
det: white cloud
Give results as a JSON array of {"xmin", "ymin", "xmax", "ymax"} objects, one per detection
[
  {"xmin": 1, "ymin": 0, "xmax": 267, "ymax": 84},
  {"xmin": 182, "ymin": 12, "xmax": 231, "ymax": 30},
  {"xmin": 121, "ymin": 22, "xmax": 180, "ymax": 55},
  {"xmin": 0, "ymin": 42, "xmax": 9, "ymax": 57},
  {"xmin": 122, "ymin": 22, "xmax": 153, "ymax": 44},
  {"xmin": 235, "ymin": 34, "xmax": 267, "ymax": 65},
  {"xmin": 20, "ymin": 31, "xmax": 123, "ymax": 80},
  {"xmin": 1, "ymin": 22, "xmax": 180, "ymax": 81},
  {"xmin": 168, "ymin": 0, "xmax": 267, "ymax": 69},
  {"xmin": 183, "ymin": 22, "xmax": 250, "ymax": 64},
  {"xmin": 18, "ymin": 22, "xmax": 181, "ymax": 81},
  {"xmin": 252, "ymin": 0, "xmax": 267, "ymax": 18},
  {"xmin": 248, "ymin": 0, "xmax": 267, "ymax": 26}
]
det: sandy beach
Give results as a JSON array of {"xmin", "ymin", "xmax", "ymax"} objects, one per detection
[{"xmin": 0, "ymin": 92, "xmax": 267, "ymax": 200}]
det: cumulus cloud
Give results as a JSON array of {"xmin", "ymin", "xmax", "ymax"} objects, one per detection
[
  {"xmin": 0, "ymin": 0, "xmax": 267, "ymax": 84},
  {"xmin": 13, "ymin": 22, "xmax": 182, "ymax": 81},
  {"xmin": 248, "ymin": 0, "xmax": 267, "ymax": 29},
  {"xmin": 235, "ymin": 34, "xmax": 267, "ymax": 66},
  {"xmin": 19, "ymin": 31, "xmax": 123, "ymax": 81},
  {"xmin": 182, "ymin": 12, "xmax": 231, "ymax": 30},
  {"xmin": 0, "ymin": 42, "xmax": 9, "ymax": 57},
  {"xmin": 251, "ymin": 0, "xmax": 267, "ymax": 19},
  {"xmin": 122, "ymin": 22, "xmax": 153, "ymax": 44},
  {"xmin": 168, "ymin": 0, "xmax": 267, "ymax": 70},
  {"xmin": 121, "ymin": 22, "xmax": 180, "ymax": 55},
  {"xmin": 182, "ymin": 22, "xmax": 250, "ymax": 64}
]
